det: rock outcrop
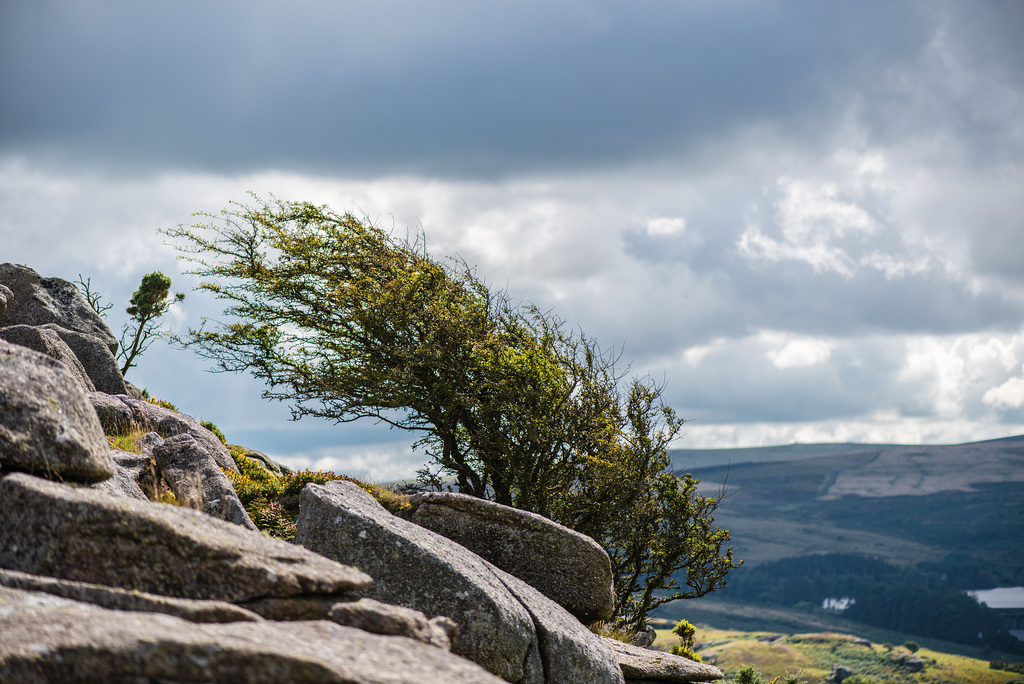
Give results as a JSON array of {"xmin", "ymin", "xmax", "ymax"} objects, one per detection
[
  {"xmin": 410, "ymin": 490, "xmax": 616, "ymax": 624},
  {"xmin": 0, "ymin": 262, "xmax": 117, "ymax": 353},
  {"xmin": 152, "ymin": 432, "xmax": 257, "ymax": 530},
  {"xmin": 88, "ymin": 391, "xmax": 239, "ymax": 472},
  {"xmin": 0, "ymin": 585, "xmax": 505, "ymax": 684},
  {"xmin": 295, "ymin": 479, "xmax": 625, "ymax": 684},
  {"xmin": 0, "ymin": 339, "xmax": 114, "ymax": 482},
  {"xmin": 40, "ymin": 322, "xmax": 128, "ymax": 394},
  {"xmin": 0, "ymin": 473, "xmax": 369, "ymax": 604},
  {"xmin": 0, "ymin": 263, "xmax": 725, "ymax": 683},
  {"xmin": 0, "ymin": 324, "xmax": 96, "ymax": 392}
]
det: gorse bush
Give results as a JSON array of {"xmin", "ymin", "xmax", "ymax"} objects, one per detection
[{"xmin": 668, "ymin": 619, "xmax": 702, "ymax": 662}]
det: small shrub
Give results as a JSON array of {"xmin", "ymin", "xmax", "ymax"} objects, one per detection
[
  {"xmin": 903, "ymin": 641, "xmax": 919, "ymax": 653},
  {"xmin": 201, "ymin": 420, "xmax": 227, "ymax": 444},
  {"xmin": 728, "ymin": 665, "xmax": 801, "ymax": 684},
  {"xmin": 668, "ymin": 619, "xmax": 703, "ymax": 662},
  {"xmin": 146, "ymin": 395, "xmax": 179, "ymax": 412}
]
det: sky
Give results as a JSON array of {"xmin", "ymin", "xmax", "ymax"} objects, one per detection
[{"xmin": 2, "ymin": 0, "xmax": 1024, "ymax": 481}]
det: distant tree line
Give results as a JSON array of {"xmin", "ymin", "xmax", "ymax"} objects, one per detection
[{"xmin": 714, "ymin": 553, "xmax": 1023, "ymax": 654}]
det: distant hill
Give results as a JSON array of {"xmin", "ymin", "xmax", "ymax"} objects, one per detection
[{"xmin": 668, "ymin": 435, "xmax": 1024, "ymax": 578}]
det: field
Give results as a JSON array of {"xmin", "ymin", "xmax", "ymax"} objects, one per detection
[
  {"xmin": 670, "ymin": 436, "xmax": 1024, "ymax": 578},
  {"xmin": 650, "ymin": 620, "xmax": 1023, "ymax": 684}
]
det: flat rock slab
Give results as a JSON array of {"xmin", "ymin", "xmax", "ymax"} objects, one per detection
[
  {"xmin": 0, "ymin": 586, "xmax": 506, "ymax": 684},
  {"xmin": 0, "ymin": 473, "xmax": 371, "ymax": 604},
  {"xmin": 296, "ymin": 480, "xmax": 624, "ymax": 684},
  {"xmin": 0, "ymin": 568, "xmax": 261, "ymax": 623},
  {"xmin": 0, "ymin": 339, "xmax": 114, "ymax": 483},
  {"xmin": 603, "ymin": 638, "xmax": 723, "ymax": 682},
  {"xmin": 410, "ymin": 491, "xmax": 615, "ymax": 623}
]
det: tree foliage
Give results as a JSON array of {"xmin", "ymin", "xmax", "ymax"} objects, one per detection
[
  {"xmin": 75, "ymin": 271, "xmax": 184, "ymax": 377},
  {"xmin": 164, "ymin": 195, "xmax": 739, "ymax": 627},
  {"xmin": 118, "ymin": 272, "xmax": 185, "ymax": 376}
]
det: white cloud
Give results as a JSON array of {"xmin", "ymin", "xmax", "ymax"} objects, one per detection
[
  {"xmin": 645, "ymin": 217, "xmax": 687, "ymax": 237},
  {"xmin": 766, "ymin": 337, "xmax": 834, "ymax": 369},
  {"xmin": 983, "ymin": 369, "xmax": 1024, "ymax": 410}
]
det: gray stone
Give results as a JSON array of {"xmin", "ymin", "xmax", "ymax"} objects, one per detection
[
  {"xmin": 152, "ymin": 433, "xmax": 257, "ymax": 530},
  {"xmin": 0, "ymin": 472, "xmax": 372, "ymax": 604},
  {"xmin": 230, "ymin": 442, "xmax": 293, "ymax": 476},
  {"xmin": 296, "ymin": 480, "xmax": 624, "ymax": 684},
  {"xmin": 493, "ymin": 566, "xmax": 624, "ymax": 684},
  {"xmin": 0, "ymin": 323, "xmax": 96, "ymax": 392},
  {"xmin": 0, "ymin": 568, "xmax": 262, "ymax": 623},
  {"xmin": 410, "ymin": 491, "xmax": 615, "ymax": 624},
  {"xmin": 603, "ymin": 637, "xmax": 724, "ymax": 682},
  {"xmin": 329, "ymin": 597, "xmax": 458, "ymax": 650},
  {"xmin": 89, "ymin": 448, "xmax": 149, "ymax": 501},
  {"xmin": 0, "ymin": 283, "xmax": 11, "ymax": 317},
  {"xmin": 892, "ymin": 653, "xmax": 925, "ymax": 672},
  {"xmin": 630, "ymin": 625, "xmax": 657, "ymax": 648},
  {"xmin": 0, "ymin": 339, "xmax": 114, "ymax": 483},
  {"xmin": 88, "ymin": 392, "xmax": 238, "ymax": 472},
  {"xmin": 0, "ymin": 263, "xmax": 117, "ymax": 353},
  {"xmin": 124, "ymin": 380, "xmax": 147, "ymax": 399},
  {"xmin": 41, "ymin": 323, "xmax": 127, "ymax": 394},
  {"xmin": 296, "ymin": 480, "xmax": 538, "ymax": 683},
  {"xmin": 0, "ymin": 585, "xmax": 506, "ymax": 684}
]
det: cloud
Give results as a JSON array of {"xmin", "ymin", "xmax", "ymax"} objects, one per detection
[
  {"xmin": 983, "ymin": 369, "xmax": 1024, "ymax": 410},
  {"xmin": 3, "ymin": 1, "xmax": 1024, "ymax": 472},
  {"xmin": 765, "ymin": 335, "xmax": 834, "ymax": 370}
]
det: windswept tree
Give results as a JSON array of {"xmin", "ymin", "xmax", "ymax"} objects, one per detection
[{"xmin": 164, "ymin": 194, "xmax": 739, "ymax": 628}]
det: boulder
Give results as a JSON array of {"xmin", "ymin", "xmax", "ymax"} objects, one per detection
[
  {"xmin": 89, "ymin": 449, "xmax": 149, "ymax": 501},
  {"xmin": 0, "ymin": 472, "xmax": 371, "ymax": 604},
  {"xmin": 0, "ymin": 262, "xmax": 117, "ymax": 353},
  {"xmin": 629, "ymin": 625, "xmax": 657, "ymax": 648},
  {"xmin": 827, "ymin": 664, "xmax": 855, "ymax": 682},
  {"xmin": 410, "ymin": 491, "xmax": 616, "ymax": 624},
  {"xmin": 0, "ymin": 283, "xmax": 12, "ymax": 317},
  {"xmin": 0, "ymin": 568, "xmax": 261, "ymax": 623},
  {"xmin": 41, "ymin": 323, "xmax": 127, "ymax": 394},
  {"xmin": 88, "ymin": 392, "xmax": 238, "ymax": 472},
  {"xmin": 0, "ymin": 323, "xmax": 96, "ymax": 392},
  {"xmin": 493, "ymin": 566, "xmax": 624, "ymax": 684},
  {"xmin": 0, "ymin": 339, "xmax": 114, "ymax": 483},
  {"xmin": 329, "ymin": 597, "xmax": 459, "ymax": 650},
  {"xmin": 892, "ymin": 653, "xmax": 925, "ymax": 672},
  {"xmin": 296, "ymin": 480, "xmax": 538, "ymax": 683},
  {"xmin": 295, "ymin": 480, "xmax": 624, "ymax": 684},
  {"xmin": 0, "ymin": 585, "xmax": 506, "ymax": 684},
  {"xmin": 230, "ymin": 442, "xmax": 293, "ymax": 476},
  {"xmin": 603, "ymin": 638, "xmax": 723, "ymax": 682},
  {"xmin": 152, "ymin": 433, "xmax": 257, "ymax": 530}
]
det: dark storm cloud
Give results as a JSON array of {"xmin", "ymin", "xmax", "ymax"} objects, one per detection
[{"xmin": 1, "ymin": 0, "xmax": 940, "ymax": 177}]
